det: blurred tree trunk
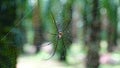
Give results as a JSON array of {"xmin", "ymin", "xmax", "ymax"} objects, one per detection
[
  {"xmin": 83, "ymin": 2, "xmax": 88, "ymax": 46},
  {"xmin": 15, "ymin": 0, "xmax": 27, "ymax": 54},
  {"xmin": 32, "ymin": 0, "xmax": 44, "ymax": 53},
  {"xmin": 86, "ymin": 0, "xmax": 101, "ymax": 68},
  {"xmin": 83, "ymin": 0, "xmax": 92, "ymax": 46},
  {"xmin": 105, "ymin": 0, "xmax": 118, "ymax": 52},
  {"xmin": 58, "ymin": 0, "xmax": 73, "ymax": 61},
  {"xmin": 107, "ymin": 24, "xmax": 117, "ymax": 52},
  {"xmin": 0, "ymin": 0, "xmax": 18, "ymax": 68}
]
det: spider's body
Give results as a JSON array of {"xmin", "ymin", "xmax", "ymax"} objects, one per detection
[
  {"xmin": 45, "ymin": 11, "xmax": 72, "ymax": 60},
  {"xmin": 58, "ymin": 31, "xmax": 63, "ymax": 39}
]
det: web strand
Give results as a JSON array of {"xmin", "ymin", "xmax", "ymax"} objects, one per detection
[{"xmin": 0, "ymin": 2, "xmax": 37, "ymax": 41}]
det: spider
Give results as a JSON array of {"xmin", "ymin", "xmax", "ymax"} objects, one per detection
[{"xmin": 44, "ymin": 11, "xmax": 72, "ymax": 60}]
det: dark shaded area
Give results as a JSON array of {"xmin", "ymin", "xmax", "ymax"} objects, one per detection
[{"xmin": 0, "ymin": 0, "xmax": 18, "ymax": 68}]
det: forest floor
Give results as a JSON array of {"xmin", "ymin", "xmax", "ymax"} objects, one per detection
[
  {"xmin": 17, "ymin": 41, "xmax": 120, "ymax": 68},
  {"xmin": 17, "ymin": 56, "xmax": 72, "ymax": 68},
  {"xmin": 16, "ymin": 52, "xmax": 120, "ymax": 68},
  {"xmin": 16, "ymin": 54, "xmax": 85, "ymax": 68},
  {"xmin": 16, "ymin": 42, "xmax": 85, "ymax": 68}
]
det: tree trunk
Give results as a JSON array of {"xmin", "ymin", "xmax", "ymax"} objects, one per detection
[
  {"xmin": 107, "ymin": 24, "xmax": 117, "ymax": 52},
  {"xmin": 58, "ymin": 0, "xmax": 73, "ymax": 61},
  {"xmin": 15, "ymin": 0, "xmax": 27, "ymax": 54},
  {"xmin": 32, "ymin": 0, "xmax": 44, "ymax": 54},
  {"xmin": 86, "ymin": 0, "xmax": 101, "ymax": 68},
  {"xmin": 106, "ymin": 0, "xmax": 118, "ymax": 52}
]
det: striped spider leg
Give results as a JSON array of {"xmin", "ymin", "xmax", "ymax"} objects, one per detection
[
  {"xmin": 45, "ymin": 11, "xmax": 72, "ymax": 60},
  {"xmin": 44, "ymin": 11, "xmax": 65, "ymax": 60}
]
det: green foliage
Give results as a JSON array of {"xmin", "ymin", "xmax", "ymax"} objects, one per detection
[{"xmin": 101, "ymin": 0, "xmax": 117, "ymax": 26}]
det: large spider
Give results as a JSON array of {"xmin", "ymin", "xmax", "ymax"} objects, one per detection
[{"xmin": 45, "ymin": 11, "xmax": 72, "ymax": 60}]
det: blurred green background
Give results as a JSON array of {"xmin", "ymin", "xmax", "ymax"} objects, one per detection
[{"xmin": 0, "ymin": 0, "xmax": 120, "ymax": 68}]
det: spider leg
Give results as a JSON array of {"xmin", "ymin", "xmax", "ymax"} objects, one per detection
[
  {"xmin": 50, "ymin": 11, "xmax": 59, "ymax": 33},
  {"xmin": 63, "ymin": 22, "xmax": 72, "ymax": 33},
  {"xmin": 40, "ymin": 35, "xmax": 57, "ymax": 47},
  {"xmin": 47, "ymin": 31, "xmax": 57, "ymax": 35},
  {"xmin": 40, "ymin": 42, "xmax": 52, "ymax": 47},
  {"xmin": 44, "ymin": 37, "xmax": 59, "ymax": 60}
]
